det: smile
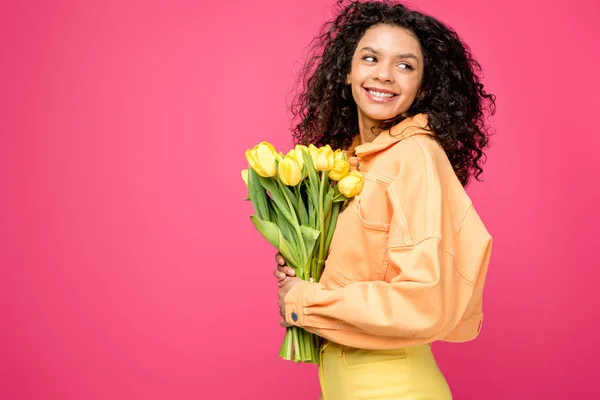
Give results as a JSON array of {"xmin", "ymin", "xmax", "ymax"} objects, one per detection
[{"xmin": 363, "ymin": 87, "xmax": 398, "ymax": 103}]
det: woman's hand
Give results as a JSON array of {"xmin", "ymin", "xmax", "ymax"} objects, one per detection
[
  {"xmin": 278, "ymin": 276, "xmax": 303, "ymax": 327},
  {"xmin": 273, "ymin": 252, "xmax": 298, "ymax": 328},
  {"xmin": 273, "ymin": 252, "xmax": 295, "ymax": 286}
]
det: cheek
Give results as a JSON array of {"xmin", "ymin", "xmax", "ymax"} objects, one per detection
[
  {"xmin": 400, "ymin": 76, "xmax": 422, "ymax": 99},
  {"xmin": 350, "ymin": 84, "xmax": 362, "ymax": 104}
]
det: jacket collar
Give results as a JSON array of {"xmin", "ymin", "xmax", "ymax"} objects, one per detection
[{"xmin": 354, "ymin": 113, "xmax": 433, "ymax": 158}]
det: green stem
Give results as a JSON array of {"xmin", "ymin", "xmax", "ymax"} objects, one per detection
[
  {"xmin": 315, "ymin": 171, "xmax": 328, "ymax": 278},
  {"xmin": 279, "ymin": 328, "xmax": 291, "ymax": 359},
  {"xmin": 279, "ymin": 327, "xmax": 321, "ymax": 364},
  {"xmin": 292, "ymin": 327, "xmax": 301, "ymax": 362},
  {"xmin": 301, "ymin": 330, "xmax": 310, "ymax": 361},
  {"xmin": 318, "ymin": 202, "xmax": 341, "ymax": 281},
  {"xmin": 311, "ymin": 333, "xmax": 319, "ymax": 363},
  {"xmin": 297, "ymin": 328, "xmax": 304, "ymax": 361},
  {"xmin": 277, "ymin": 180, "xmax": 308, "ymax": 274}
]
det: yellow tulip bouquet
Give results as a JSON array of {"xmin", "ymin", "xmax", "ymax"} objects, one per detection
[{"xmin": 242, "ymin": 141, "xmax": 364, "ymax": 363}]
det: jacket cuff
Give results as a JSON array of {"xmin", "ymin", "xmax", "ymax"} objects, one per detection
[{"xmin": 284, "ymin": 280, "xmax": 320, "ymax": 327}]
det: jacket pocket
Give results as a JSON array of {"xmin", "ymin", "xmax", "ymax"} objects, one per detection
[
  {"xmin": 355, "ymin": 197, "xmax": 390, "ymax": 281},
  {"xmin": 323, "ymin": 179, "xmax": 392, "ymax": 284},
  {"xmin": 356, "ymin": 197, "xmax": 391, "ymax": 231}
]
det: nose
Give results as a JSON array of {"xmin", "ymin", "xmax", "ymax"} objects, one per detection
[{"xmin": 373, "ymin": 62, "xmax": 394, "ymax": 83}]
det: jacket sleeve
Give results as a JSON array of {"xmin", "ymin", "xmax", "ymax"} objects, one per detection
[{"xmin": 283, "ymin": 137, "xmax": 492, "ymax": 349}]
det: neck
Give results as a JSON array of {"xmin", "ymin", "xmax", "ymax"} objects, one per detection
[{"xmin": 358, "ymin": 113, "xmax": 381, "ymax": 144}]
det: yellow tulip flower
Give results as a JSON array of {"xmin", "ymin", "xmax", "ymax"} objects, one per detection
[
  {"xmin": 314, "ymin": 145, "xmax": 335, "ymax": 171},
  {"xmin": 287, "ymin": 145, "xmax": 305, "ymax": 170},
  {"xmin": 307, "ymin": 144, "xmax": 319, "ymax": 163},
  {"xmin": 338, "ymin": 171, "xmax": 364, "ymax": 198},
  {"xmin": 334, "ymin": 149, "xmax": 346, "ymax": 162},
  {"xmin": 241, "ymin": 169, "xmax": 248, "ymax": 187},
  {"xmin": 278, "ymin": 156, "xmax": 303, "ymax": 186},
  {"xmin": 245, "ymin": 141, "xmax": 277, "ymax": 177},
  {"xmin": 328, "ymin": 159, "xmax": 350, "ymax": 181}
]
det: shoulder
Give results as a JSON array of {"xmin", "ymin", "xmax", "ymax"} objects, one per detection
[
  {"xmin": 387, "ymin": 134, "xmax": 472, "ymax": 239},
  {"xmin": 389, "ymin": 134, "xmax": 454, "ymax": 185},
  {"xmin": 396, "ymin": 134, "xmax": 446, "ymax": 163}
]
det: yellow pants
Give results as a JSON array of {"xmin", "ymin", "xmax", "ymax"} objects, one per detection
[{"xmin": 318, "ymin": 341, "xmax": 452, "ymax": 400}]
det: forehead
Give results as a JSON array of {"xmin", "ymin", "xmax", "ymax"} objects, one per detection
[{"xmin": 356, "ymin": 24, "xmax": 422, "ymax": 56}]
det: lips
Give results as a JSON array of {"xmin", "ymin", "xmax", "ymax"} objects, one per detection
[{"xmin": 363, "ymin": 87, "xmax": 398, "ymax": 103}]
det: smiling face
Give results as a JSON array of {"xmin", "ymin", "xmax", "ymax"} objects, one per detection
[{"xmin": 346, "ymin": 24, "xmax": 424, "ymax": 141}]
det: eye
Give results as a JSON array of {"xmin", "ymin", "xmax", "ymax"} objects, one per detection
[
  {"xmin": 398, "ymin": 62, "xmax": 414, "ymax": 70},
  {"xmin": 362, "ymin": 55, "xmax": 377, "ymax": 63}
]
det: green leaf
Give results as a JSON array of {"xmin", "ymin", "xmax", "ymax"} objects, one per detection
[
  {"xmin": 323, "ymin": 188, "xmax": 333, "ymax": 220},
  {"xmin": 247, "ymin": 166, "xmax": 270, "ymax": 221},
  {"xmin": 250, "ymin": 214, "xmax": 299, "ymax": 269},
  {"xmin": 332, "ymin": 194, "xmax": 350, "ymax": 203},
  {"xmin": 304, "ymin": 151, "xmax": 320, "ymax": 208},
  {"xmin": 296, "ymin": 187, "xmax": 309, "ymax": 226},
  {"xmin": 299, "ymin": 225, "xmax": 320, "ymax": 268},
  {"xmin": 275, "ymin": 207, "xmax": 298, "ymax": 252},
  {"xmin": 257, "ymin": 176, "xmax": 295, "ymax": 225},
  {"xmin": 323, "ymin": 202, "xmax": 342, "ymax": 257},
  {"xmin": 321, "ymin": 170, "xmax": 329, "ymax": 193},
  {"xmin": 304, "ymin": 180, "xmax": 316, "ymax": 227},
  {"xmin": 281, "ymin": 184, "xmax": 298, "ymax": 206}
]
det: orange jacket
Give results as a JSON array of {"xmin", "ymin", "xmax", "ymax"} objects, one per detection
[{"xmin": 284, "ymin": 113, "xmax": 492, "ymax": 349}]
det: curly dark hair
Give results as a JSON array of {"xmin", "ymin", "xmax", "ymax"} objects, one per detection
[{"xmin": 290, "ymin": 0, "xmax": 496, "ymax": 186}]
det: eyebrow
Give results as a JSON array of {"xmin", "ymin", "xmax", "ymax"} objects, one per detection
[{"xmin": 359, "ymin": 46, "xmax": 420, "ymax": 62}]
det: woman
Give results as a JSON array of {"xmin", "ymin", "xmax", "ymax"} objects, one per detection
[{"xmin": 274, "ymin": 1, "xmax": 495, "ymax": 398}]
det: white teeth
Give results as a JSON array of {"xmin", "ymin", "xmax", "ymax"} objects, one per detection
[{"xmin": 368, "ymin": 89, "xmax": 394, "ymax": 98}]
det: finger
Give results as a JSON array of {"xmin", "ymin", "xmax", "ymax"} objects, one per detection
[
  {"xmin": 278, "ymin": 277, "xmax": 290, "ymax": 288},
  {"xmin": 280, "ymin": 319, "xmax": 291, "ymax": 328},
  {"xmin": 278, "ymin": 266, "xmax": 295, "ymax": 277},
  {"xmin": 277, "ymin": 265, "xmax": 295, "ymax": 278},
  {"xmin": 275, "ymin": 252, "xmax": 286, "ymax": 266},
  {"xmin": 273, "ymin": 268, "xmax": 286, "ymax": 280}
]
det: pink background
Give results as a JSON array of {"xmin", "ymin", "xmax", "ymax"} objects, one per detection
[{"xmin": 1, "ymin": 0, "xmax": 599, "ymax": 399}]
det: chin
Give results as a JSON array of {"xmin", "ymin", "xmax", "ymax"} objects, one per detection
[{"xmin": 364, "ymin": 112, "xmax": 399, "ymax": 122}]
